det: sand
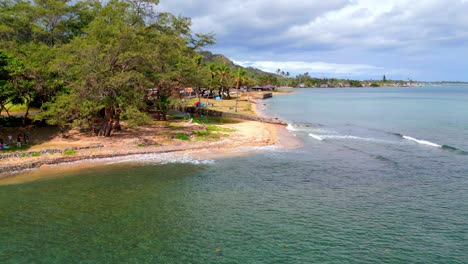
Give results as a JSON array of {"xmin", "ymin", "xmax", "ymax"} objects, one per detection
[{"xmin": 0, "ymin": 117, "xmax": 301, "ymax": 183}]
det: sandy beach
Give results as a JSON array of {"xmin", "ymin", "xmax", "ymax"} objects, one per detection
[{"xmin": 0, "ymin": 101, "xmax": 301, "ymax": 183}]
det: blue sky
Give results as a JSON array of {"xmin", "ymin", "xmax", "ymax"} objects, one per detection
[{"xmin": 158, "ymin": 0, "xmax": 468, "ymax": 81}]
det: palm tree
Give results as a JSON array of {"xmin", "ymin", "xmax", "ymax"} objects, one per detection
[
  {"xmin": 194, "ymin": 55, "xmax": 203, "ymax": 103},
  {"xmin": 217, "ymin": 64, "xmax": 230, "ymax": 98},
  {"xmin": 234, "ymin": 68, "xmax": 245, "ymax": 112},
  {"xmin": 208, "ymin": 63, "xmax": 217, "ymax": 97}
]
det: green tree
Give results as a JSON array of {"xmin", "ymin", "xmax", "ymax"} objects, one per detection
[
  {"xmin": 0, "ymin": 51, "xmax": 35, "ymax": 123},
  {"xmin": 208, "ymin": 63, "xmax": 217, "ymax": 97},
  {"xmin": 234, "ymin": 67, "xmax": 245, "ymax": 112},
  {"xmin": 217, "ymin": 64, "xmax": 230, "ymax": 98}
]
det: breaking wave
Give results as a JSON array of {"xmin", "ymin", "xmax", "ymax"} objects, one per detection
[
  {"xmin": 289, "ymin": 122, "xmax": 467, "ymax": 155},
  {"xmin": 396, "ymin": 134, "xmax": 467, "ymax": 154},
  {"xmin": 402, "ymin": 135, "xmax": 441, "ymax": 147},
  {"xmin": 308, "ymin": 133, "xmax": 394, "ymax": 144},
  {"xmin": 105, "ymin": 153, "xmax": 215, "ymax": 165}
]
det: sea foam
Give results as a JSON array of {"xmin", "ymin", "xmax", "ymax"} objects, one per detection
[
  {"xmin": 105, "ymin": 153, "xmax": 214, "ymax": 165},
  {"xmin": 402, "ymin": 135, "xmax": 441, "ymax": 148},
  {"xmin": 308, "ymin": 133, "xmax": 395, "ymax": 144}
]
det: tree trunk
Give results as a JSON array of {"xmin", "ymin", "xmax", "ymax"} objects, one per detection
[
  {"xmin": 104, "ymin": 119, "xmax": 113, "ymax": 137},
  {"xmin": 95, "ymin": 107, "xmax": 118, "ymax": 137},
  {"xmin": 23, "ymin": 100, "xmax": 30, "ymax": 125}
]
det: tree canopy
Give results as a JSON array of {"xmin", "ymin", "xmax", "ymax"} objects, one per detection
[{"xmin": 0, "ymin": 0, "xmax": 214, "ymax": 135}]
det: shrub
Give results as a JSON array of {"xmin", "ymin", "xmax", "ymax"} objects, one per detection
[
  {"xmin": 31, "ymin": 152, "xmax": 40, "ymax": 157},
  {"xmin": 175, "ymin": 133, "xmax": 190, "ymax": 140},
  {"xmin": 206, "ymin": 125, "xmax": 235, "ymax": 132},
  {"xmin": 63, "ymin": 149, "xmax": 77, "ymax": 155},
  {"xmin": 194, "ymin": 130, "xmax": 211, "ymax": 136},
  {"xmin": 122, "ymin": 106, "xmax": 153, "ymax": 127}
]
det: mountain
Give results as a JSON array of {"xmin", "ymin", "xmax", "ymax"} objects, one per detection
[{"xmin": 199, "ymin": 51, "xmax": 278, "ymax": 77}]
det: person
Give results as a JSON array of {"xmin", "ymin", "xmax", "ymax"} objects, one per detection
[
  {"xmin": 0, "ymin": 139, "xmax": 4, "ymax": 150},
  {"xmin": 7, "ymin": 134, "xmax": 12, "ymax": 144},
  {"xmin": 24, "ymin": 133, "xmax": 29, "ymax": 145},
  {"xmin": 17, "ymin": 133, "xmax": 22, "ymax": 148}
]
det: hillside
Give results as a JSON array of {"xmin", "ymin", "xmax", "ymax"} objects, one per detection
[{"xmin": 199, "ymin": 51, "xmax": 278, "ymax": 77}]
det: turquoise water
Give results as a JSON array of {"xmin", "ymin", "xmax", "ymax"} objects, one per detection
[{"xmin": 1, "ymin": 86, "xmax": 467, "ymax": 263}]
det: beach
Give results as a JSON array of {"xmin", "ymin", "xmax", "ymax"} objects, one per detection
[
  {"xmin": 0, "ymin": 100, "xmax": 301, "ymax": 182},
  {"xmin": 1, "ymin": 86, "xmax": 467, "ymax": 263}
]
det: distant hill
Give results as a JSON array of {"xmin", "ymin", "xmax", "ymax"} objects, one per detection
[{"xmin": 199, "ymin": 51, "xmax": 278, "ymax": 78}]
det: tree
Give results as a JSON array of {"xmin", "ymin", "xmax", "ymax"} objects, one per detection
[
  {"xmin": 234, "ymin": 67, "xmax": 245, "ymax": 112},
  {"xmin": 0, "ymin": 51, "xmax": 16, "ymax": 116},
  {"xmin": 217, "ymin": 64, "xmax": 230, "ymax": 98},
  {"xmin": 0, "ymin": 51, "xmax": 35, "ymax": 123},
  {"xmin": 383, "ymin": 74, "xmax": 387, "ymax": 82},
  {"xmin": 208, "ymin": 63, "xmax": 217, "ymax": 98}
]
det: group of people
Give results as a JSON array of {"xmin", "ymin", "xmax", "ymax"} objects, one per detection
[{"xmin": 0, "ymin": 132, "xmax": 29, "ymax": 150}]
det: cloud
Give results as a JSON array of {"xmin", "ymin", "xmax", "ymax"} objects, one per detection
[
  {"xmin": 285, "ymin": 0, "xmax": 468, "ymax": 52},
  {"xmin": 232, "ymin": 60, "xmax": 386, "ymax": 77},
  {"xmin": 157, "ymin": 0, "xmax": 468, "ymax": 80}
]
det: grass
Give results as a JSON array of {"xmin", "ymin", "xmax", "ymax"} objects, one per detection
[
  {"xmin": 184, "ymin": 95, "xmax": 256, "ymax": 116},
  {"xmin": 4, "ymin": 103, "xmax": 27, "ymax": 112},
  {"xmin": 194, "ymin": 131, "xmax": 211, "ymax": 136},
  {"xmin": 0, "ymin": 145, "xmax": 30, "ymax": 152},
  {"xmin": 63, "ymin": 149, "xmax": 77, "ymax": 155},
  {"xmin": 175, "ymin": 133, "xmax": 190, "ymax": 141},
  {"xmin": 3, "ymin": 103, "xmax": 39, "ymax": 113},
  {"xmin": 187, "ymin": 116, "xmax": 240, "ymax": 125},
  {"xmin": 194, "ymin": 130, "xmax": 221, "ymax": 141},
  {"xmin": 206, "ymin": 125, "xmax": 235, "ymax": 132},
  {"xmin": 31, "ymin": 152, "xmax": 40, "ymax": 157},
  {"xmin": 192, "ymin": 126, "xmax": 234, "ymax": 141}
]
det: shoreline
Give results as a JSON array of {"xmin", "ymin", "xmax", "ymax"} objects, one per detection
[{"xmin": 0, "ymin": 102, "xmax": 301, "ymax": 183}]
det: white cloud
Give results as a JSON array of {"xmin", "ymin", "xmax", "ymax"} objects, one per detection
[
  {"xmin": 157, "ymin": 0, "xmax": 468, "ymax": 80},
  {"xmin": 285, "ymin": 0, "xmax": 468, "ymax": 51},
  {"xmin": 232, "ymin": 60, "xmax": 385, "ymax": 77}
]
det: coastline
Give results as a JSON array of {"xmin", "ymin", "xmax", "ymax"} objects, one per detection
[{"xmin": 0, "ymin": 101, "xmax": 300, "ymax": 183}]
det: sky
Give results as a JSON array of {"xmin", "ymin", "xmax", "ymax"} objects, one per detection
[{"xmin": 157, "ymin": 0, "xmax": 468, "ymax": 81}]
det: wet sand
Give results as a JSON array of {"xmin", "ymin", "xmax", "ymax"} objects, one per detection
[{"xmin": 0, "ymin": 120, "xmax": 301, "ymax": 184}]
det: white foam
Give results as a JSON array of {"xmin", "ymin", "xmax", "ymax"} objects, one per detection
[
  {"xmin": 286, "ymin": 124, "xmax": 297, "ymax": 131},
  {"xmin": 287, "ymin": 123, "xmax": 314, "ymax": 132},
  {"xmin": 308, "ymin": 134, "xmax": 396, "ymax": 144},
  {"xmin": 105, "ymin": 153, "xmax": 215, "ymax": 165},
  {"xmin": 308, "ymin": 133, "xmax": 324, "ymax": 141},
  {"xmin": 234, "ymin": 145, "xmax": 280, "ymax": 153},
  {"xmin": 402, "ymin": 136, "xmax": 441, "ymax": 148}
]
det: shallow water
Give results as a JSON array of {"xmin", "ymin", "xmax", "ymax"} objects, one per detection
[{"xmin": 0, "ymin": 85, "xmax": 467, "ymax": 263}]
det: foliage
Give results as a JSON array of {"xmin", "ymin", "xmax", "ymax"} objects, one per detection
[
  {"xmin": 0, "ymin": 0, "xmax": 215, "ymax": 136},
  {"xmin": 205, "ymin": 125, "xmax": 235, "ymax": 132},
  {"xmin": 121, "ymin": 106, "xmax": 152, "ymax": 127},
  {"xmin": 194, "ymin": 130, "xmax": 211, "ymax": 136},
  {"xmin": 63, "ymin": 149, "xmax": 76, "ymax": 155},
  {"xmin": 0, "ymin": 51, "xmax": 35, "ymax": 120},
  {"xmin": 175, "ymin": 133, "xmax": 190, "ymax": 140}
]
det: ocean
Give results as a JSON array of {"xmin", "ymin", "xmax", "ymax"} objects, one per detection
[{"xmin": 0, "ymin": 85, "xmax": 467, "ymax": 263}]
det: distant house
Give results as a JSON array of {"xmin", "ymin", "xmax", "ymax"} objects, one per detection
[
  {"xmin": 250, "ymin": 85, "xmax": 263, "ymax": 91},
  {"xmin": 263, "ymin": 84, "xmax": 276, "ymax": 91}
]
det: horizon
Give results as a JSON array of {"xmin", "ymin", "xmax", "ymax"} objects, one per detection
[{"xmin": 158, "ymin": 0, "xmax": 468, "ymax": 82}]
